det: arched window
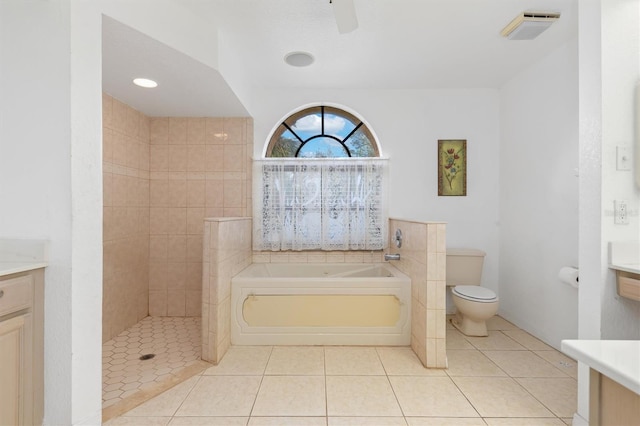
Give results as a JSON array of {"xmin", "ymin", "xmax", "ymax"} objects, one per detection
[
  {"xmin": 255, "ymin": 105, "xmax": 387, "ymax": 251},
  {"xmin": 266, "ymin": 106, "xmax": 379, "ymax": 158}
]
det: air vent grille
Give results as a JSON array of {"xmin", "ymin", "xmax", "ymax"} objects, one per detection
[{"xmin": 501, "ymin": 11, "xmax": 561, "ymax": 40}]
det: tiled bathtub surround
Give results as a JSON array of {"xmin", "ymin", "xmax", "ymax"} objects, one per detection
[
  {"xmin": 202, "ymin": 217, "xmax": 252, "ymax": 364},
  {"xmin": 248, "ymin": 218, "xmax": 445, "ymax": 368},
  {"xmin": 388, "ymin": 218, "xmax": 447, "ymax": 368},
  {"xmin": 102, "ymin": 94, "xmax": 151, "ymax": 342},
  {"xmin": 148, "ymin": 117, "xmax": 253, "ymax": 318}
]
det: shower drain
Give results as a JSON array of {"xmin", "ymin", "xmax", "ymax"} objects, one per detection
[{"xmin": 139, "ymin": 353, "xmax": 156, "ymax": 361}]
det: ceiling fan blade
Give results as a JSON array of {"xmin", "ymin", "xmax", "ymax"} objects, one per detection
[{"xmin": 331, "ymin": 0, "xmax": 358, "ymax": 34}]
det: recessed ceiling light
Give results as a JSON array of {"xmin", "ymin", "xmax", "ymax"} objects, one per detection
[
  {"xmin": 133, "ymin": 78, "xmax": 158, "ymax": 88},
  {"xmin": 284, "ymin": 51, "xmax": 314, "ymax": 67}
]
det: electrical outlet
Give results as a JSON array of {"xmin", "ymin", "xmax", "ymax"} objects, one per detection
[{"xmin": 615, "ymin": 200, "xmax": 629, "ymax": 224}]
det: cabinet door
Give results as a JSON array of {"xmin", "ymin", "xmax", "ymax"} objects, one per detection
[{"xmin": 0, "ymin": 314, "xmax": 27, "ymax": 426}]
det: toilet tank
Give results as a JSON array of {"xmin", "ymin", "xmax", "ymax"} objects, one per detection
[{"xmin": 446, "ymin": 248, "xmax": 486, "ymax": 286}]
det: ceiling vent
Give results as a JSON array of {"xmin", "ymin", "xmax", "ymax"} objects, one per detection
[{"xmin": 501, "ymin": 11, "xmax": 560, "ymax": 40}]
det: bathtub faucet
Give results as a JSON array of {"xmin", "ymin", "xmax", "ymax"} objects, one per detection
[{"xmin": 384, "ymin": 253, "xmax": 400, "ymax": 261}]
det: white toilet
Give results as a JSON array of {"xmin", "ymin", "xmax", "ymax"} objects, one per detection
[{"xmin": 446, "ymin": 248, "xmax": 498, "ymax": 337}]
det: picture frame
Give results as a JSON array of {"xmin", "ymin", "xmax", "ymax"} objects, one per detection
[{"xmin": 438, "ymin": 139, "xmax": 467, "ymax": 196}]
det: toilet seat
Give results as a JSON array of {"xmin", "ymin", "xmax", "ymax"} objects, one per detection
[{"xmin": 452, "ymin": 285, "xmax": 498, "ymax": 303}]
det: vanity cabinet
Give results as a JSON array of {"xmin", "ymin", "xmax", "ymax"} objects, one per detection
[{"xmin": 0, "ymin": 270, "xmax": 44, "ymax": 425}]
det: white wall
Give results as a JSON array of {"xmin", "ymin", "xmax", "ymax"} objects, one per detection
[
  {"xmin": 1, "ymin": 1, "xmax": 221, "ymax": 424},
  {"xmin": 498, "ymin": 39, "xmax": 579, "ymax": 349},
  {"xmin": 600, "ymin": 0, "xmax": 640, "ymax": 340},
  {"xmin": 250, "ymin": 88, "xmax": 501, "ymax": 294},
  {"xmin": 0, "ymin": 1, "xmax": 76, "ymax": 423},
  {"xmin": 575, "ymin": 1, "xmax": 640, "ymax": 423}
]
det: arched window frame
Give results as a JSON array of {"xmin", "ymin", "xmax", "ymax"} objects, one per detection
[{"xmin": 264, "ymin": 105, "xmax": 381, "ymax": 158}]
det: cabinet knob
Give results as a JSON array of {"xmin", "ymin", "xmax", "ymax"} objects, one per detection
[{"xmin": 0, "ymin": 289, "xmax": 3, "ymax": 298}]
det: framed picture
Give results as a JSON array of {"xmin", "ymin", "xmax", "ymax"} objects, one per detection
[{"xmin": 438, "ymin": 139, "xmax": 467, "ymax": 196}]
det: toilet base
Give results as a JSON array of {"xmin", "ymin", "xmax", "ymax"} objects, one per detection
[{"xmin": 450, "ymin": 312, "xmax": 489, "ymax": 337}]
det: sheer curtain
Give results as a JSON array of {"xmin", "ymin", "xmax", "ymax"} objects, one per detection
[{"xmin": 254, "ymin": 158, "xmax": 388, "ymax": 251}]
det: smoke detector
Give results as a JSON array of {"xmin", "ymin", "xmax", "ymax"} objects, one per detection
[{"xmin": 501, "ymin": 11, "xmax": 560, "ymax": 40}]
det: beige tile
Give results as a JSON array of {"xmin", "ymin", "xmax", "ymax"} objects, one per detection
[
  {"xmin": 204, "ymin": 346, "xmax": 272, "ymax": 375},
  {"xmin": 150, "ymin": 146, "xmax": 169, "ymax": 171},
  {"xmin": 484, "ymin": 419, "xmax": 565, "ymax": 425},
  {"xmin": 175, "ymin": 375, "xmax": 261, "ymax": 416},
  {"xmin": 125, "ymin": 375, "xmax": 200, "ymax": 417},
  {"xmin": 169, "ymin": 417, "xmax": 248, "ymax": 426},
  {"xmin": 464, "ymin": 331, "xmax": 526, "ymax": 351},
  {"xmin": 105, "ymin": 417, "xmax": 171, "ymax": 426},
  {"xmin": 446, "ymin": 328, "xmax": 475, "ymax": 349},
  {"xmin": 389, "ymin": 376, "xmax": 478, "ymax": 417},
  {"xmin": 534, "ymin": 350, "xmax": 578, "ymax": 379},
  {"xmin": 445, "ymin": 350, "xmax": 507, "ymax": 377},
  {"xmin": 223, "ymin": 179, "xmax": 243, "ymax": 207},
  {"xmin": 250, "ymin": 417, "xmax": 327, "ymax": 426},
  {"xmin": 502, "ymin": 329, "xmax": 554, "ymax": 351},
  {"xmin": 452, "ymin": 377, "xmax": 554, "ymax": 418},
  {"xmin": 486, "ymin": 316, "xmax": 518, "ymax": 330},
  {"xmin": 205, "ymin": 145, "xmax": 224, "ymax": 171},
  {"xmin": 326, "ymin": 376, "xmax": 402, "ymax": 417},
  {"xmin": 406, "ymin": 418, "xmax": 486, "ymax": 426},
  {"xmin": 252, "ymin": 376, "xmax": 326, "ymax": 416},
  {"xmin": 169, "ymin": 118, "xmax": 187, "ymax": 144},
  {"xmin": 325, "ymin": 347, "xmax": 385, "ymax": 375},
  {"xmin": 482, "ymin": 351, "xmax": 568, "ymax": 378},
  {"xmin": 187, "ymin": 145, "xmax": 206, "ymax": 171},
  {"xmin": 376, "ymin": 347, "xmax": 445, "ymax": 376},
  {"xmin": 168, "ymin": 146, "xmax": 187, "ymax": 171},
  {"xmin": 186, "ymin": 180, "xmax": 206, "ymax": 207},
  {"xmin": 516, "ymin": 378, "xmax": 577, "ymax": 418},
  {"xmin": 329, "ymin": 417, "xmax": 407, "ymax": 425},
  {"xmin": 150, "ymin": 118, "xmax": 169, "ymax": 144},
  {"xmin": 265, "ymin": 346, "xmax": 325, "ymax": 375},
  {"xmin": 187, "ymin": 118, "xmax": 206, "ymax": 144},
  {"xmin": 224, "ymin": 145, "xmax": 244, "ymax": 172}
]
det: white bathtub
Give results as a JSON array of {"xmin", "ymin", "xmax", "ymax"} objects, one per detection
[{"xmin": 231, "ymin": 263, "xmax": 411, "ymax": 346}]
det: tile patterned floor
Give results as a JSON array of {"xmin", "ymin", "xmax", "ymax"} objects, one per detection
[
  {"xmin": 104, "ymin": 316, "xmax": 577, "ymax": 426},
  {"xmin": 102, "ymin": 316, "xmax": 201, "ymax": 409}
]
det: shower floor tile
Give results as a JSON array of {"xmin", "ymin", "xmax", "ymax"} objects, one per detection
[{"xmin": 102, "ymin": 316, "xmax": 201, "ymax": 410}]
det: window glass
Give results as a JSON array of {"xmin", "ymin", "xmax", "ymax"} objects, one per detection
[{"xmin": 298, "ymin": 137, "xmax": 349, "ymax": 158}]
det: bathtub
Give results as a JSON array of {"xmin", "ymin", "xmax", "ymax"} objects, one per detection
[{"xmin": 231, "ymin": 263, "xmax": 411, "ymax": 346}]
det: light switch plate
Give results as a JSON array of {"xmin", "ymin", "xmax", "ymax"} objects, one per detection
[{"xmin": 617, "ymin": 146, "xmax": 631, "ymax": 171}]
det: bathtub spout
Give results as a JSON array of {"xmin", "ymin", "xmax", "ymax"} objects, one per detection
[{"xmin": 384, "ymin": 253, "xmax": 400, "ymax": 261}]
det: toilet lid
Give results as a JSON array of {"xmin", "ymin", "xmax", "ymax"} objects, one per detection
[{"xmin": 452, "ymin": 285, "xmax": 498, "ymax": 302}]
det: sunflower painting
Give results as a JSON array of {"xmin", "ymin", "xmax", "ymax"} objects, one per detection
[{"xmin": 438, "ymin": 139, "xmax": 467, "ymax": 196}]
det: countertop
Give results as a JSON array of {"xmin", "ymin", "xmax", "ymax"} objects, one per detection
[
  {"xmin": 0, "ymin": 261, "xmax": 48, "ymax": 277},
  {"xmin": 609, "ymin": 263, "xmax": 640, "ymax": 275},
  {"xmin": 561, "ymin": 339, "xmax": 640, "ymax": 395},
  {"xmin": 0, "ymin": 239, "xmax": 48, "ymax": 277}
]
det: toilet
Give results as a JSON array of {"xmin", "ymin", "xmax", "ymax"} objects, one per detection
[{"xmin": 446, "ymin": 248, "xmax": 498, "ymax": 337}]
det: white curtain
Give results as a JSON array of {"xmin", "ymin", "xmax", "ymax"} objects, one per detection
[{"xmin": 254, "ymin": 158, "xmax": 388, "ymax": 251}]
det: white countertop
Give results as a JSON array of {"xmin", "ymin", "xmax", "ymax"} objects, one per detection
[
  {"xmin": 0, "ymin": 239, "xmax": 48, "ymax": 277},
  {"xmin": 0, "ymin": 261, "xmax": 48, "ymax": 277},
  {"xmin": 609, "ymin": 263, "xmax": 640, "ymax": 275},
  {"xmin": 561, "ymin": 340, "xmax": 640, "ymax": 395}
]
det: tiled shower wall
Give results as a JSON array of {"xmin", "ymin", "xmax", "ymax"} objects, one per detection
[
  {"xmin": 388, "ymin": 218, "xmax": 447, "ymax": 368},
  {"xmin": 148, "ymin": 117, "xmax": 253, "ymax": 317},
  {"xmin": 102, "ymin": 93, "xmax": 253, "ymax": 340},
  {"xmin": 102, "ymin": 94, "xmax": 151, "ymax": 342}
]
